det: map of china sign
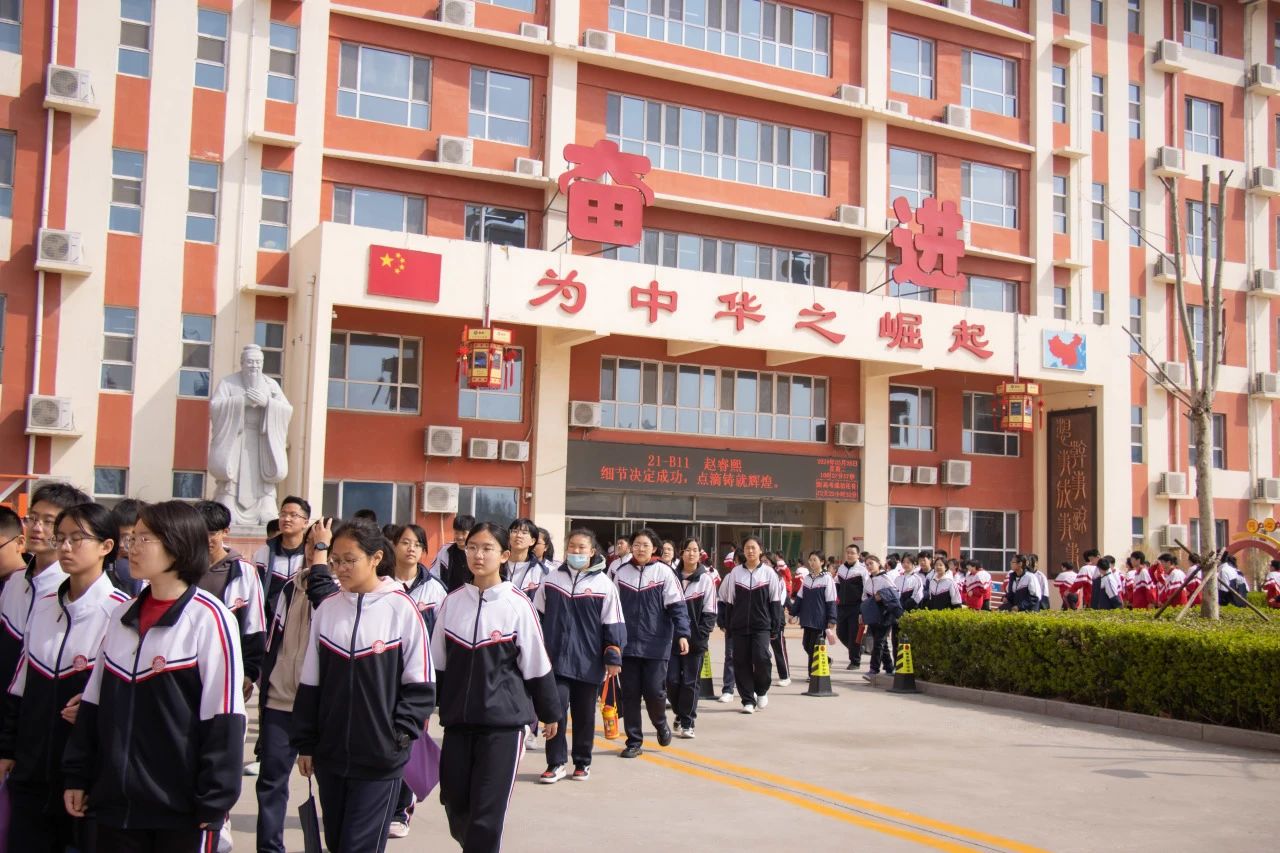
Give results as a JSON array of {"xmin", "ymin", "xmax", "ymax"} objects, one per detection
[{"xmin": 1042, "ymin": 331, "xmax": 1087, "ymax": 371}]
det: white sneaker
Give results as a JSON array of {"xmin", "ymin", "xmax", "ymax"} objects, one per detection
[
  {"xmin": 388, "ymin": 821, "xmax": 410, "ymax": 839},
  {"xmin": 778, "ymin": 678, "xmax": 792, "ymax": 687},
  {"xmin": 242, "ymin": 761, "xmax": 260, "ymax": 776},
  {"xmin": 539, "ymin": 764, "xmax": 567, "ymax": 784},
  {"xmin": 681, "ymin": 728, "xmax": 696, "ymax": 739},
  {"xmin": 757, "ymin": 694, "xmax": 769, "ymax": 709},
  {"xmin": 718, "ymin": 693, "xmax": 734, "ymax": 704},
  {"xmin": 672, "ymin": 724, "xmax": 684, "ymax": 737},
  {"xmin": 740, "ymin": 704, "xmax": 756, "ymax": 715}
]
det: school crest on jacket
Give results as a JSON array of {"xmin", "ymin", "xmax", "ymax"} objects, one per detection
[{"xmin": 613, "ymin": 559, "xmax": 690, "ymax": 659}]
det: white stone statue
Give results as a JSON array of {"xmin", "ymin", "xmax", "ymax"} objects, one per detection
[{"xmin": 209, "ymin": 344, "xmax": 293, "ymax": 527}]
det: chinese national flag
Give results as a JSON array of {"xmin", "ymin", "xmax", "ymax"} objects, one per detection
[{"xmin": 366, "ymin": 245, "xmax": 442, "ymax": 303}]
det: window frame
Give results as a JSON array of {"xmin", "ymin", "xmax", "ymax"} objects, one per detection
[
  {"xmin": 0, "ymin": 0, "xmax": 18, "ymax": 55},
  {"xmin": 0, "ymin": 129, "xmax": 15, "ymax": 218},
  {"xmin": 1092, "ymin": 291, "xmax": 1106, "ymax": 326},
  {"xmin": 468, "ymin": 67, "xmax": 532, "ymax": 146},
  {"xmin": 267, "ymin": 22, "xmax": 299, "ymax": 104},
  {"xmin": 1184, "ymin": 97, "xmax": 1222, "ymax": 156},
  {"xmin": 1129, "ymin": 296, "xmax": 1143, "ymax": 354},
  {"xmin": 1185, "ymin": 199, "xmax": 1221, "ymax": 262},
  {"xmin": 194, "ymin": 8, "xmax": 229, "ymax": 91},
  {"xmin": 1091, "ymin": 182, "xmax": 1106, "ymax": 241},
  {"xmin": 118, "ymin": 0, "xmax": 153, "ymax": 78},
  {"xmin": 961, "ymin": 510, "xmax": 1019, "ymax": 573},
  {"xmin": 1090, "ymin": 74, "xmax": 1105, "ymax": 133},
  {"xmin": 186, "ymin": 160, "xmax": 220, "ymax": 243},
  {"xmin": 1127, "ymin": 83, "xmax": 1142, "ymax": 139},
  {"xmin": 458, "ymin": 346, "xmax": 524, "ymax": 422},
  {"xmin": 1127, "ymin": 0, "xmax": 1141, "ymax": 34},
  {"xmin": 605, "ymin": 228, "xmax": 829, "ymax": 288},
  {"xmin": 322, "ymin": 480, "xmax": 417, "ymax": 525},
  {"xmin": 1183, "ymin": 0, "xmax": 1220, "ymax": 54},
  {"xmin": 259, "ymin": 169, "xmax": 291, "ymax": 251},
  {"xmin": 332, "ymin": 185, "xmax": 426, "ymax": 234},
  {"xmin": 178, "ymin": 314, "xmax": 214, "ymax": 399},
  {"xmin": 1052, "ymin": 174, "xmax": 1068, "ymax": 235},
  {"xmin": 93, "ymin": 467, "xmax": 129, "ymax": 500},
  {"xmin": 254, "ymin": 320, "xmax": 286, "ymax": 384},
  {"xmin": 327, "ymin": 330, "xmax": 423, "ymax": 415},
  {"xmin": 172, "ymin": 470, "xmax": 206, "ymax": 500},
  {"xmin": 961, "ymin": 161, "xmax": 1018, "ymax": 229},
  {"xmin": 457, "ymin": 485, "xmax": 520, "ymax": 526},
  {"xmin": 1053, "ymin": 286, "xmax": 1068, "ymax": 321},
  {"xmin": 1130, "ymin": 405, "xmax": 1144, "ymax": 463},
  {"xmin": 101, "ymin": 306, "xmax": 137, "ymax": 393},
  {"xmin": 1187, "ymin": 412, "xmax": 1227, "ymax": 469},
  {"xmin": 962, "ymin": 49, "xmax": 1017, "ymax": 117},
  {"xmin": 888, "ymin": 507, "xmax": 935, "ymax": 555},
  {"xmin": 109, "ymin": 148, "xmax": 145, "ymax": 235},
  {"xmin": 1051, "ymin": 65, "xmax": 1067, "ymax": 124},
  {"xmin": 889, "ymin": 31, "xmax": 935, "ymax": 100},
  {"xmin": 1128, "ymin": 189, "xmax": 1142, "ymax": 248},
  {"xmin": 463, "ymin": 203, "xmax": 528, "ymax": 248},
  {"xmin": 961, "ymin": 275, "xmax": 1018, "ymax": 313},
  {"xmin": 888, "ymin": 384, "xmax": 934, "ymax": 451},
  {"xmin": 962, "ymin": 391, "xmax": 1020, "ymax": 457},
  {"xmin": 888, "ymin": 147, "xmax": 934, "ymax": 210},
  {"xmin": 337, "ymin": 43, "xmax": 432, "ymax": 130}
]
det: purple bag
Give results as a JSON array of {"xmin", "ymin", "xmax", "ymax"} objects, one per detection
[
  {"xmin": 0, "ymin": 780, "xmax": 10, "ymax": 853},
  {"xmin": 403, "ymin": 731, "xmax": 441, "ymax": 800}
]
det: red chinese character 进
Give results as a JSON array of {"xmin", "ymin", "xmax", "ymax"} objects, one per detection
[
  {"xmin": 559, "ymin": 140, "xmax": 654, "ymax": 246},
  {"xmin": 714, "ymin": 291, "xmax": 765, "ymax": 331},
  {"xmin": 629, "ymin": 280, "xmax": 678, "ymax": 323},
  {"xmin": 948, "ymin": 320, "xmax": 993, "ymax": 359},
  {"xmin": 878, "ymin": 311, "xmax": 924, "ymax": 350},
  {"xmin": 890, "ymin": 196, "xmax": 967, "ymax": 294},
  {"xmin": 794, "ymin": 303, "xmax": 845, "ymax": 344},
  {"xmin": 529, "ymin": 269, "xmax": 586, "ymax": 314}
]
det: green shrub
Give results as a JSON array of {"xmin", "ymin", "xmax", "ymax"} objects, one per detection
[{"xmin": 898, "ymin": 609, "xmax": 1280, "ymax": 733}]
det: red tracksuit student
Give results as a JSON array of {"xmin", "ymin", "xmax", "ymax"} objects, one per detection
[
  {"xmin": 1264, "ymin": 560, "xmax": 1280, "ymax": 608},
  {"xmin": 1072, "ymin": 549, "xmax": 1101, "ymax": 608},
  {"xmin": 962, "ymin": 560, "xmax": 992, "ymax": 610},
  {"xmin": 1129, "ymin": 551, "xmax": 1156, "ymax": 609},
  {"xmin": 1156, "ymin": 553, "xmax": 1187, "ymax": 606}
]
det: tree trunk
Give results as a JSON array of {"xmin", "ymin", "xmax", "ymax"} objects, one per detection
[{"xmin": 1191, "ymin": 405, "xmax": 1219, "ymax": 619}]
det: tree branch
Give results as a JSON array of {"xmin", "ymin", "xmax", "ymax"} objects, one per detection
[
  {"xmin": 1208, "ymin": 169, "xmax": 1231, "ymax": 395},
  {"xmin": 1166, "ymin": 176, "xmax": 1200, "ymax": 398},
  {"xmin": 1124, "ymin": 328, "xmax": 1195, "ymax": 408},
  {"xmin": 1198, "ymin": 165, "xmax": 1212, "ymax": 400}
]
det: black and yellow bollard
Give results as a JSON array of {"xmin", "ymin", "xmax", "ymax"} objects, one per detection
[
  {"xmin": 802, "ymin": 643, "xmax": 838, "ymax": 697},
  {"xmin": 697, "ymin": 649, "xmax": 717, "ymax": 699},
  {"xmin": 889, "ymin": 643, "xmax": 918, "ymax": 694}
]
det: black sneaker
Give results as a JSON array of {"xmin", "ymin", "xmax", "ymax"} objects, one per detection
[
  {"xmin": 656, "ymin": 724, "xmax": 673, "ymax": 747},
  {"xmin": 620, "ymin": 745, "xmax": 643, "ymax": 758},
  {"xmin": 846, "ymin": 660, "xmax": 858, "ymax": 670}
]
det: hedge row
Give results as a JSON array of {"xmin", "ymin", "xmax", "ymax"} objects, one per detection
[{"xmin": 897, "ymin": 609, "xmax": 1280, "ymax": 733}]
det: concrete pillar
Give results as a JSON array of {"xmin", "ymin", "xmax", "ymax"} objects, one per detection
[
  {"xmin": 530, "ymin": 327, "xmax": 575, "ymax": 539},
  {"xmin": 857, "ymin": 364, "xmax": 894, "ymax": 554}
]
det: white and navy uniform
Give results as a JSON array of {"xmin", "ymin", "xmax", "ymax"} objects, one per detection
[
  {"xmin": 0, "ymin": 562, "xmax": 68, "ymax": 692},
  {"xmin": 292, "ymin": 578, "xmax": 434, "ymax": 853},
  {"xmin": 399, "ymin": 564, "xmax": 449, "ymax": 637},
  {"xmin": 199, "ymin": 549, "xmax": 268, "ymax": 683},
  {"xmin": 614, "ymin": 558, "xmax": 689, "ymax": 748},
  {"xmin": 431, "ymin": 582, "xmax": 560, "ymax": 853},
  {"xmin": 892, "ymin": 569, "xmax": 925, "ymax": 654},
  {"xmin": 62, "ymin": 585, "xmax": 245, "ymax": 841},
  {"xmin": 1218, "ymin": 564, "xmax": 1249, "ymax": 605},
  {"xmin": 791, "ymin": 572, "xmax": 838, "ymax": 661},
  {"xmin": 668, "ymin": 564, "xmax": 718, "ymax": 731},
  {"xmin": 834, "ymin": 561, "xmax": 867, "ymax": 665},
  {"xmin": 862, "ymin": 573, "xmax": 898, "ymax": 675},
  {"xmin": 0, "ymin": 575, "xmax": 129, "ymax": 843},
  {"xmin": 508, "ymin": 557, "xmax": 552, "ymax": 600},
  {"xmin": 718, "ymin": 563, "xmax": 785, "ymax": 706},
  {"xmin": 1093, "ymin": 570, "xmax": 1125, "ymax": 610},
  {"xmin": 1003, "ymin": 572, "xmax": 1041, "ymax": 611},
  {"xmin": 534, "ymin": 556, "xmax": 626, "ymax": 769},
  {"xmin": 925, "ymin": 572, "xmax": 963, "ymax": 609},
  {"xmin": 253, "ymin": 539, "xmax": 306, "ymax": 626}
]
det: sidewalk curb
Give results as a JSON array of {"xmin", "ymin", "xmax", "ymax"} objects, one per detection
[{"xmin": 867, "ymin": 674, "xmax": 1280, "ymax": 753}]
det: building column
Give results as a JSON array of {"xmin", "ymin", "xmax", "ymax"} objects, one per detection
[
  {"xmin": 530, "ymin": 328, "xmax": 594, "ymax": 540},
  {"xmin": 1098, "ymin": 342, "xmax": 1135, "ymax": 550},
  {"xmin": 845, "ymin": 363, "xmax": 893, "ymax": 554}
]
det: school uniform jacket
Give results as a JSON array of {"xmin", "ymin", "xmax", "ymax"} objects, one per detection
[
  {"xmin": 0, "ymin": 575, "xmax": 130, "ymax": 808},
  {"xmin": 1091, "ymin": 572, "xmax": 1124, "ymax": 610},
  {"xmin": 198, "ymin": 549, "xmax": 267, "ymax": 683},
  {"xmin": 259, "ymin": 563, "xmax": 339, "ymax": 709},
  {"xmin": 1052, "ymin": 570, "xmax": 1078, "ymax": 603},
  {"xmin": 1003, "ymin": 572, "xmax": 1040, "ymax": 611},
  {"xmin": 962, "ymin": 570, "xmax": 992, "ymax": 610},
  {"xmin": 924, "ymin": 573, "xmax": 963, "ymax": 609},
  {"xmin": 1161, "ymin": 567, "xmax": 1188, "ymax": 606},
  {"xmin": 253, "ymin": 538, "xmax": 306, "ymax": 626},
  {"xmin": 791, "ymin": 573, "xmax": 837, "ymax": 630},
  {"xmin": 1071, "ymin": 564, "xmax": 1099, "ymax": 608},
  {"xmin": 898, "ymin": 571, "xmax": 925, "ymax": 611},
  {"xmin": 1130, "ymin": 566, "xmax": 1156, "ymax": 609},
  {"xmin": 61, "ymin": 585, "xmax": 246, "ymax": 830},
  {"xmin": 0, "ymin": 562, "xmax": 68, "ymax": 692},
  {"xmin": 719, "ymin": 563, "xmax": 785, "ymax": 637},
  {"xmin": 291, "ymin": 579, "xmax": 434, "ymax": 780},
  {"xmin": 533, "ymin": 557, "xmax": 626, "ymax": 684},
  {"xmin": 674, "ymin": 564, "xmax": 718, "ymax": 654},
  {"xmin": 835, "ymin": 561, "xmax": 867, "ymax": 609},
  {"xmin": 432, "ymin": 543, "xmax": 474, "ymax": 593},
  {"xmin": 1263, "ymin": 571, "xmax": 1280, "ymax": 608},
  {"xmin": 509, "ymin": 558, "xmax": 552, "ymax": 600},
  {"xmin": 399, "ymin": 564, "xmax": 448, "ymax": 637},
  {"xmin": 430, "ymin": 581, "xmax": 561, "ymax": 728},
  {"xmin": 614, "ymin": 559, "xmax": 690, "ymax": 660}
]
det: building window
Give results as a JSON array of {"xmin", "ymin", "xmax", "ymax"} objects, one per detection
[
  {"xmin": 109, "ymin": 149, "xmax": 145, "ymax": 234},
  {"xmin": 1052, "ymin": 175, "xmax": 1068, "ymax": 235},
  {"xmin": 1127, "ymin": 83, "xmax": 1141, "ymax": 138},
  {"xmin": 1053, "ymin": 286, "xmax": 1068, "ymax": 320},
  {"xmin": 1184, "ymin": 97, "xmax": 1222, "ymax": 156},
  {"xmin": 888, "ymin": 269, "xmax": 934, "ymax": 301},
  {"xmin": 254, "ymin": 320, "xmax": 285, "ymax": 383},
  {"xmin": 962, "ymin": 50, "xmax": 1016, "ymax": 117},
  {"xmin": 606, "ymin": 93, "xmax": 829, "ymax": 196},
  {"xmin": 889, "ymin": 148, "xmax": 934, "ymax": 209},
  {"xmin": 1185, "ymin": 200, "xmax": 1220, "ymax": 261},
  {"xmin": 889, "ymin": 32, "xmax": 934, "ymax": 99},
  {"xmin": 1132, "ymin": 516, "xmax": 1144, "ymax": 542},
  {"xmin": 1092, "ymin": 292, "xmax": 1106, "ymax": 326},
  {"xmin": 186, "ymin": 160, "xmax": 220, "ymax": 243},
  {"xmin": 457, "ymin": 486, "xmax": 520, "ymax": 526},
  {"xmin": 1091, "ymin": 182, "xmax": 1105, "ymax": 240},
  {"xmin": 1127, "ymin": 0, "xmax": 1140, "ymax": 33},
  {"xmin": 337, "ymin": 44, "xmax": 431, "ymax": 129},
  {"xmin": 0, "ymin": 0, "xmax": 18, "ymax": 54},
  {"xmin": 962, "ymin": 510, "xmax": 1018, "ymax": 573},
  {"xmin": 94, "ymin": 468, "xmax": 128, "ymax": 500},
  {"xmin": 259, "ymin": 170, "xmax": 291, "ymax": 251},
  {"xmin": 195, "ymin": 8, "xmax": 228, "ymax": 91},
  {"xmin": 1051, "ymin": 66, "xmax": 1067, "ymax": 124},
  {"xmin": 1130, "ymin": 405, "xmax": 1144, "ymax": 463},
  {"xmin": 1129, "ymin": 296, "xmax": 1143, "ymax": 354},
  {"xmin": 962, "ymin": 161, "xmax": 1017, "ymax": 228},
  {"xmin": 1090, "ymin": 0, "xmax": 1104, "ymax": 25},
  {"xmin": 1188, "ymin": 412, "xmax": 1226, "ymax": 469},
  {"xmin": 1189, "ymin": 518, "xmax": 1229, "ymax": 553},
  {"xmin": 1090, "ymin": 75, "xmax": 1105, "ymax": 132},
  {"xmin": 1128, "ymin": 189, "xmax": 1142, "ymax": 248},
  {"xmin": 332, "ymin": 185, "xmax": 426, "ymax": 234},
  {"xmin": 179, "ymin": 314, "xmax": 213, "ymax": 398},
  {"xmin": 101, "ymin": 307, "xmax": 137, "ymax": 392},
  {"xmin": 605, "ymin": 228, "xmax": 829, "ymax": 287},
  {"xmin": 322, "ymin": 481, "xmax": 416, "ymax": 525},
  {"xmin": 464, "ymin": 204, "xmax": 527, "ymax": 248},
  {"xmin": 328, "ymin": 331, "xmax": 421, "ymax": 414},
  {"xmin": 963, "ymin": 392, "xmax": 1019, "ymax": 456},
  {"xmin": 1053, "ymin": 0, "xmax": 1066, "ymax": 15},
  {"xmin": 1187, "ymin": 304, "xmax": 1225, "ymax": 363},
  {"xmin": 173, "ymin": 471, "xmax": 206, "ymax": 500},
  {"xmin": 889, "ymin": 385, "xmax": 933, "ymax": 451},
  {"xmin": 0, "ymin": 130, "xmax": 11, "ymax": 217},
  {"xmin": 1183, "ymin": 0, "xmax": 1220, "ymax": 54},
  {"xmin": 459, "ymin": 348, "xmax": 523, "ymax": 421},
  {"xmin": 888, "ymin": 507, "xmax": 935, "ymax": 555},
  {"xmin": 962, "ymin": 276, "xmax": 1017, "ymax": 313},
  {"xmin": 469, "ymin": 68, "xmax": 531, "ymax": 146},
  {"xmin": 267, "ymin": 22, "xmax": 298, "ymax": 103},
  {"xmin": 607, "ymin": 0, "xmax": 831, "ymax": 76},
  {"xmin": 119, "ymin": 0, "xmax": 152, "ymax": 77}
]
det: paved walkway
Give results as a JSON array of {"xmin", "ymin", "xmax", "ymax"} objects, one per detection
[{"xmin": 231, "ymin": 629, "xmax": 1280, "ymax": 852}]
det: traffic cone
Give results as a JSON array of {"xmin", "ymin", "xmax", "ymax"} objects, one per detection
[
  {"xmin": 802, "ymin": 643, "xmax": 838, "ymax": 697},
  {"xmin": 889, "ymin": 643, "xmax": 918, "ymax": 694},
  {"xmin": 697, "ymin": 650, "xmax": 716, "ymax": 699}
]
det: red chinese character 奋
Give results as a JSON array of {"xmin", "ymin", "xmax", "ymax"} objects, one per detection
[{"xmin": 559, "ymin": 140, "xmax": 654, "ymax": 246}]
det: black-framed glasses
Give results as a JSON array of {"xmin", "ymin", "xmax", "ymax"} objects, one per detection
[
  {"xmin": 51, "ymin": 534, "xmax": 103, "ymax": 549},
  {"xmin": 0, "ymin": 536, "xmax": 19, "ymax": 551}
]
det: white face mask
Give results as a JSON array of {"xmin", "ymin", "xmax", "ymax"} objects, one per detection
[{"xmin": 566, "ymin": 553, "xmax": 591, "ymax": 570}]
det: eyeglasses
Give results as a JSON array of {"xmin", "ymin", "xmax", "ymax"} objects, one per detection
[
  {"xmin": 329, "ymin": 557, "xmax": 363, "ymax": 569},
  {"xmin": 464, "ymin": 544, "xmax": 502, "ymax": 556},
  {"xmin": 24, "ymin": 515, "xmax": 58, "ymax": 530},
  {"xmin": 52, "ymin": 534, "xmax": 102, "ymax": 549},
  {"xmin": 0, "ymin": 536, "xmax": 19, "ymax": 551},
  {"xmin": 278, "ymin": 512, "xmax": 308, "ymax": 521},
  {"xmin": 132, "ymin": 534, "xmax": 163, "ymax": 547}
]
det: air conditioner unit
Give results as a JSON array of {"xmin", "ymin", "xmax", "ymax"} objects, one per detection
[
  {"xmin": 944, "ymin": 0, "xmax": 971, "ymax": 13},
  {"xmin": 834, "ymin": 422, "xmax": 865, "ymax": 447},
  {"xmin": 889, "ymin": 465, "xmax": 913, "ymax": 484},
  {"xmin": 1153, "ymin": 255, "xmax": 1178, "ymax": 282},
  {"xmin": 1152, "ymin": 39, "xmax": 1187, "ymax": 74},
  {"xmin": 1251, "ymin": 269, "xmax": 1280, "ymax": 296},
  {"xmin": 941, "ymin": 460, "xmax": 972, "ymax": 487},
  {"xmin": 514, "ymin": 157, "xmax": 543, "ymax": 176},
  {"xmin": 437, "ymin": 135, "xmax": 473, "ymax": 167},
  {"xmin": 519, "ymin": 22, "xmax": 548, "ymax": 41},
  {"xmin": 1252, "ymin": 371, "xmax": 1280, "ymax": 398},
  {"xmin": 468, "ymin": 438, "xmax": 499, "ymax": 460},
  {"xmin": 914, "ymin": 466, "xmax": 938, "ymax": 485},
  {"xmin": 1159, "ymin": 524, "xmax": 1189, "ymax": 549},
  {"xmin": 943, "ymin": 104, "xmax": 970, "ymax": 129},
  {"xmin": 425, "ymin": 425, "xmax": 463, "ymax": 457},
  {"xmin": 940, "ymin": 507, "xmax": 970, "ymax": 534},
  {"xmin": 1255, "ymin": 477, "xmax": 1280, "ymax": 503},
  {"xmin": 438, "ymin": 0, "xmax": 475, "ymax": 27},
  {"xmin": 835, "ymin": 84, "xmax": 865, "ymax": 105},
  {"xmin": 1249, "ymin": 63, "xmax": 1280, "ymax": 96},
  {"xmin": 1154, "ymin": 146, "xmax": 1185, "ymax": 178},
  {"xmin": 885, "ymin": 99, "xmax": 908, "ymax": 115},
  {"xmin": 501, "ymin": 440, "xmax": 530, "ymax": 462},
  {"xmin": 583, "ymin": 29, "xmax": 615, "ymax": 52},
  {"xmin": 835, "ymin": 204, "xmax": 865, "ymax": 227},
  {"xmin": 569, "ymin": 400, "xmax": 602, "ymax": 428},
  {"xmin": 1249, "ymin": 166, "xmax": 1280, "ymax": 196},
  {"xmin": 421, "ymin": 482, "xmax": 460, "ymax": 514},
  {"xmin": 1157, "ymin": 471, "xmax": 1189, "ymax": 498},
  {"xmin": 44, "ymin": 65, "xmax": 98, "ymax": 115},
  {"xmin": 25, "ymin": 395, "xmax": 75, "ymax": 435},
  {"xmin": 1160, "ymin": 361, "xmax": 1188, "ymax": 388},
  {"xmin": 34, "ymin": 228, "xmax": 89, "ymax": 275}
]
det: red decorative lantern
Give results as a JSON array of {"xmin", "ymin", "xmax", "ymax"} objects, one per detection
[
  {"xmin": 995, "ymin": 381, "xmax": 1040, "ymax": 432},
  {"xmin": 459, "ymin": 325, "xmax": 515, "ymax": 390}
]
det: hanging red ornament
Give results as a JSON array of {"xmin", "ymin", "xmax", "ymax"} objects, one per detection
[
  {"xmin": 995, "ymin": 381, "xmax": 1040, "ymax": 432},
  {"xmin": 458, "ymin": 325, "xmax": 514, "ymax": 389}
]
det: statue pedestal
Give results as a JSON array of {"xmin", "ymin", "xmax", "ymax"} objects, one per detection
[{"xmin": 227, "ymin": 524, "xmax": 269, "ymax": 564}]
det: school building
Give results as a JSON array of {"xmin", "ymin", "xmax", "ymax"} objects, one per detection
[{"xmin": 1, "ymin": 0, "xmax": 1279, "ymax": 570}]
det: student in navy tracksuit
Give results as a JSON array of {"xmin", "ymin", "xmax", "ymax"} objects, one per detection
[
  {"xmin": 293, "ymin": 520, "xmax": 435, "ymax": 853},
  {"xmin": 834, "ymin": 544, "xmax": 866, "ymax": 670},
  {"xmin": 792, "ymin": 550, "xmax": 838, "ymax": 666},
  {"xmin": 718, "ymin": 536, "xmax": 785, "ymax": 713},
  {"xmin": 432, "ymin": 522, "xmax": 561, "ymax": 853},
  {"xmin": 667, "ymin": 538, "xmax": 716, "ymax": 738},
  {"xmin": 613, "ymin": 528, "xmax": 690, "ymax": 757},
  {"xmin": 254, "ymin": 495, "xmax": 311, "ymax": 627},
  {"xmin": 195, "ymin": 501, "xmax": 268, "ymax": 698},
  {"xmin": 533, "ymin": 528, "xmax": 625, "ymax": 782}
]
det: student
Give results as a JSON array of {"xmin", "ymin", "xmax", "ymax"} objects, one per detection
[
  {"xmin": 1156, "ymin": 553, "xmax": 1187, "ymax": 607},
  {"xmin": 1001, "ymin": 556, "xmax": 1040, "ymax": 612},
  {"xmin": 352, "ymin": 508, "xmax": 378, "ymax": 524},
  {"xmin": 961, "ymin": 560, "xmax": 992, "ymax": 610},
  {"xmin": 834, "ymin": 544, "xmax": 866, "ymax": 670},
  {"xmin": 533, "ymin": 529, "xmax": 625, "ymax": 781},
  {"xmin": 1072, "ymin": 549, "xmax": 1101, "ymax": 608},
  {"xmin": 1218, "ymin": 556, "xmax": 1250, "ymax": 605},
  {"xmin": 195, "ymin": 500, "xmax": 268, "ymax": 698},
  {"xmin": 107, "ymin": 498, "xmax": 144, "ymax": 595},
  {"xmin": 292, "ymin": 520, "xmax": 434, "ymax": 853},
  {"xmin": 718, "ymin": 536, "xmax": 785, "ymax": 714},
  {"xmin": 0, "ymin": 507, "xmax": 26, "ymax": 592},
  {"xmin": 1053, "ymin": 562, "xmax": 1079, "ymax": 609},
  {"xmin": 507, "ymin": 517, "xmax": 551, "ymax": 598},
  {"xmin": 534, "ymin": 527, "xmax": 558, "ymax": 568},
  {"xmin": 1128, "ymin": 552, "xmax": 1156, "ymax": 609},
  {"xmin": 1025, "ymin": 554, "xmax": 1049, "ymax": 611},
  {"xmin": 613, "ymin": 528, "xmax": 688, "ymax": 754},
  {"xmin": 431, "ymin": 514, "xmax": 477, "ymax": 591},
  {"xmin": 791, "ymin": 551, "xmax": 837, "ymax": 666},
  {"xmin": 860, "ymin": 556, "xmax": 898, "ymax": 679},
  {"xmin": 769, "ymin": 554, "xmax": 793, "ymax": 685},
  {"xmin": 253, "ymin": 495, "xmax": 311, "ymax": 625},
  {"xmin": 893, "ymin": 555, "xmax": 924, "ymax": 652},
  {"xmin": 924, "ymin": 558, "xmax": 962, "ymax": 609},
  {"xmin": 0, "ymin": 503, "xmax": 129, "ymax": 851},
  {"xmin": 1263, "ymin": 560, "xmax": 1280, "ymax": 609},
  {"xmin": 62, "ymin": 500, "xmax": 246, "ymax": 850},
  {"xmin": 431, "ymin": 523, "xmax": 560, "ymax": 851},
  {"xmin": 668, "ymin": 538, "xmax": 716, "ymax": 739},
  {"xmin": 1091, "ymin": 557, "xmax": 1124, "ymax": 610},
  {"xmin": 660, "ymin": 540, "xmax": 677, "ymax": 566},
  {"xmin": 607, "ymin": 536, "xmax": 631, "ymax": 576}
]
